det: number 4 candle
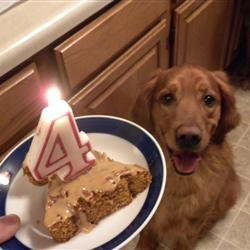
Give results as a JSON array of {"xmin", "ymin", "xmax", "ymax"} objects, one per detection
[{"xmin": 23, "ymin": 87, "xmax": 96, "ymax": 182}]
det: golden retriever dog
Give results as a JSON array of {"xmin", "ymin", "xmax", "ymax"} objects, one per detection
[{"xmin": 133, "ymin": 65, "xmax": 241, "ymax": 250}]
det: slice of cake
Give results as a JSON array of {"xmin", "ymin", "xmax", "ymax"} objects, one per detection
[{"xmin": 24, "ymin": 152, "xmax": 152, "ymax": 242}]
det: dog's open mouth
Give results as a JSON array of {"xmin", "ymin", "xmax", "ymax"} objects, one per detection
[{"xmin": 171, "ymin": 151, "xmax": 201, "ymax": 175}]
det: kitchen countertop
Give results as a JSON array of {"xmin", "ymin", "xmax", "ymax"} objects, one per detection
[{"xmin": 0, "ymin": 0, "xmax": 113, "ymax": 77}]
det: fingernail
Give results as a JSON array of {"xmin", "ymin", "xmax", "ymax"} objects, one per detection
[{"xmin": 0, "ymin": 214, "xmax": 21, "ymax": 225}]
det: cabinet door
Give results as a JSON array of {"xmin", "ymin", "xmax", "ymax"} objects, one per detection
[
  {"xmin": 70, "ymin": 19, "xmax": 168, "ymax": 119},
  {"xmin": 174, "ymin": 0, "xmax": 234, "ymax": 69},
  {"xmin": 55, "ymin": 0, "xmax": 169, "ymax": 93},
  {"xmin": 88, "ymin": 46, "xmax": 159, "ymax": 119},
  {"xmin": 0, "ymin": 63, "xmax": 44, "ymax": 154},
  {"xmin": 224, "ymin": 0, "xmax": 243, "ymax": 67}
]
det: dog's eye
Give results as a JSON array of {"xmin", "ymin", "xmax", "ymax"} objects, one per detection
[
  {"xmin": 161, "ymin": 93, "xmax": 175, "ymax": 105},
  {"xmin": 204, "ymin": 95, "xmax": 216, "ymax": 107}
]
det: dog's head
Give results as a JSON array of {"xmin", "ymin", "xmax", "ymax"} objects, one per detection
[{"xmin": 133, "ymin": 65, "xmax": 240, "ymax": 175}]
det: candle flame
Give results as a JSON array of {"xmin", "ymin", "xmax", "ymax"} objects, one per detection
[{"xmin": 46, "ymin": 87, "xmax": 61, "ymax": 106}]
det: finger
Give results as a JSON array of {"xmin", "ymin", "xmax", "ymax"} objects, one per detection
[{"xmin": 0, "ymin": 214, "xmax": 21, "ymax": 244}]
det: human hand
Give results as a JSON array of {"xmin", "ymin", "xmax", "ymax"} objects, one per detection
[{"xmin": 0, "ymin": 214, "xmax": 21, "ymax": 244}]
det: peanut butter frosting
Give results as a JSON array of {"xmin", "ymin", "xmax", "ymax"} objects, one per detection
[{"xmin": 44, "ymin": 152, "xmax": 146, "ymax": 230}]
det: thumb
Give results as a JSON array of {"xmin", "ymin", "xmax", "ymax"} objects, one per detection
[{"xmin": 0, "ymin": 214, "xmax": 21, "ymax": 244}]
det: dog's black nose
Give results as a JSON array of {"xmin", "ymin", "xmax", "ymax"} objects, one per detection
[{"xmin": 176, "ymin": 126, "xmax": 201, "ymax": 149}]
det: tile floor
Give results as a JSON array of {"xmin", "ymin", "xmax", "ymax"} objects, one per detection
[{"xmin": 124, "ymin": 88, "xmax": 250, "ymax": 250}]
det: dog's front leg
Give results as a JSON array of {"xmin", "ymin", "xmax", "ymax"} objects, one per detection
[
  {"xmin": 136, "ymin": 229, "xmax": 159, "ymax": 250},
  {"xmin": 135, "ymin": 217, "xmax": 164, "ymax": 250},
  {"xmin": 172, "ymin": 236, "xmax": 195, "ymax": 250}
]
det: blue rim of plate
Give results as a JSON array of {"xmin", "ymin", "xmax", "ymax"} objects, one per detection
[{"xmin": 0, "ymin": 115, "xmax": 166, "ymax": 250}]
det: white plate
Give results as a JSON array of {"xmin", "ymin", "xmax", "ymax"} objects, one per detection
[{"xmin": 0, "ymin": 116, "xmax": 166, "ymax": 250}]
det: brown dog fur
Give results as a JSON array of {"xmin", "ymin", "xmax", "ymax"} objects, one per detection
[{"xmin": 133, "ymin": 65, "xmax": 241, "ymax": 250}]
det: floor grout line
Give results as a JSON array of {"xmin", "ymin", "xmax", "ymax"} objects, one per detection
[
  {"xmin": 217, "ymin": 239, "xmax": 240, "ymax": 249},
  {"xmin": 235, "ymin": 143, "xmax": 250, "ymax": 152},
  {"xmin": 215, "ymin": 194, "xmax": 250, "ymax": 249},
  {"xmin": 235, "ymin": 125, "xmax": 250, "ymax": 147},
  {"xmin": 214, "ymin": 209, "xmax": 241, "ymax": 250},
  {"xmin": 214, "ymin": 212, "xmax": 237, "ymax": 248},
  {"xmin": 239, "ymin": 194, "xmax": 250, "ymax": 216},
  {"xmin": 215, "ymin": 237, "xmax": 225, "ymax": 250},
  {"xmin": 237, "ymin": 173, "xmax": 250, "ymax": 181},
  {"xmin": 215, "ymin": 240, "xmax": 223, "ymax": 250}
]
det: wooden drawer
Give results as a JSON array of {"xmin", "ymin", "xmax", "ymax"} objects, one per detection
[
  {"xmin": 69, "ymin": 19, "xmax": 168, "ymax": 119},
  {"xmin": 0, "ymin": 63, "xmax": 44, "ymax": 153},
  {"xmin": 55, "ymin": 0, "xmax": 169, "ymax": 92}
]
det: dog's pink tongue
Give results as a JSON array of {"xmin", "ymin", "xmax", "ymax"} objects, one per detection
[{"xmin": 172, "ymin": 152, "xmax": 200, "ymax": 174}]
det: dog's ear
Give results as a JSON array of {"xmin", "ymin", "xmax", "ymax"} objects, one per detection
[
  {"xmin": 212, "ymin": 71, "xmax": 240, "ymax": 144},
  {"xmin": 132, "ymin": 70, "xmax": 165, "ymax": 132}
]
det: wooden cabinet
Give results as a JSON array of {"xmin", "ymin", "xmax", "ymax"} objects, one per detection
[
  {"xmin": 69, "ymin": 19, "xmax": 168, "ymax": 119},
  {"xmin": 88, "ymin": 46, "xmax": 159, "ymax": 119},
  {"xmin": 0, "ymin": 0, "xmax": 243, "ymax": 157},
  {"xmin": 54, "ymin": 0, "xmax": 168, "ymax": 94},
  {"xmin": 173, "ymin": 0, "xmax": 238, "ymax": 70},
  {"xmin": 0, "ymin": 63, "xmax": 44, "ymax": 154},
  {"xmin": 0, "ymin": 0, "xmax": 170, "ymax": 157}
]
